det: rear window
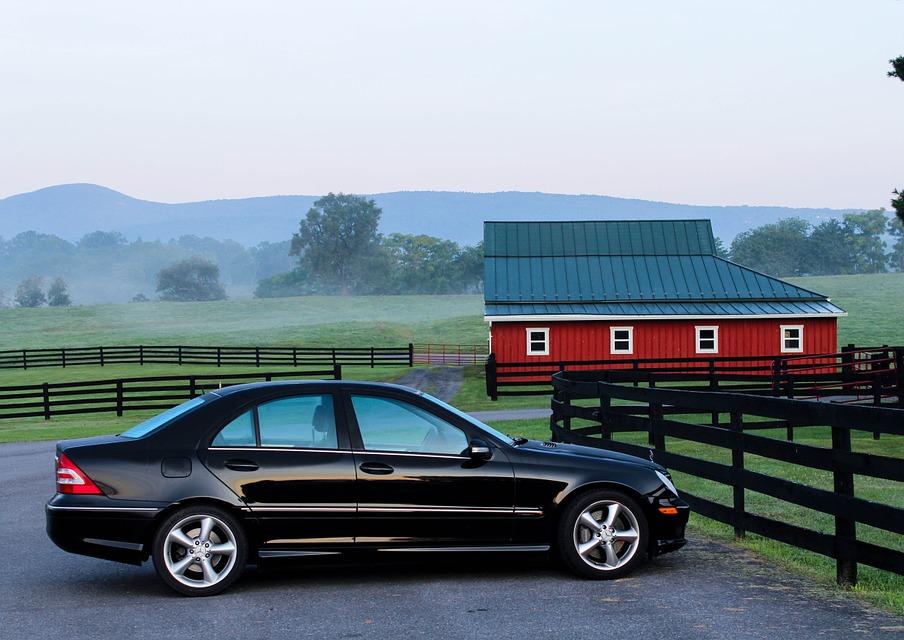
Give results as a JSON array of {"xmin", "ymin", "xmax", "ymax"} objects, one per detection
[{"xmin": 120, "ymin": 396, "xmax": 207, "ymax": 439}]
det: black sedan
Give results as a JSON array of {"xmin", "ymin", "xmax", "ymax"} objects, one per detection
[{"xmin": 47, "ymin": 380, "xmax": 688, "ymax": 596}]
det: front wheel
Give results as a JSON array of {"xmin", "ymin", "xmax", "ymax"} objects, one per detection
[
  {"xmin": 557, "ymin": 490, "xmax": 649, "ymax": 580},
  {"xmin": 152, "ymin": 505, "xmax": 247, "ymax": 596}
]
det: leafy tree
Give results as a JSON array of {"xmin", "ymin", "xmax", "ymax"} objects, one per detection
[
  {"xmin": 383, "ymin": 233, "xmax": 462, "ymax": 294},
  {"xmin": 130, "ymin": 293, "xmax": 150, "ymax": 303},
  {"xmin": 290, "ymin": 194, "xmax": 384, "ymax": 295},
  {"xmin": 889, "ymin": 57, "xmax": 903, "ymax": 223},
  {"xmin": 453, "ymin": 241, "xmax": 484, "ymax": 293},
  {"xmin": 842, "ymin": 210, "xmax": 887, "ymax": 273},
  {"xmin": 888, "ymin": 216, "xmax": 904, "ymax": 272},
  {"xmin": 807, "ymin": 219, "xmax": 854, "ymax": 275},
  {"xmin": 15, "ymin": 276, "xmax": 46, "ymax": 307},
  {"xmin": 713, "ymin": 237, "xmax": 729, "ymax": 259},
  {"xmin": 156, "ymin": 257, "xmax": 227, "ymax": 301},
  {"xmin": 47, "ymin": 277, "xmax": 72, "ymax": 306},
  {"xmin": 78, "ymin": 231, "xmax": 127, "ymax": 250},
  {"xmin": 729, "ymin": 218, "xmax": 811, "ymax": 276}
]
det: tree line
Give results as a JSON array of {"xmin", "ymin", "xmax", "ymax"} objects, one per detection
[
  {"xmin": 255, "ymin": 193, "xmax": 483, "ymax": 297},
  {"xmin": 728, "ymin": 210, "xmax": 904, "ymax": 277}
]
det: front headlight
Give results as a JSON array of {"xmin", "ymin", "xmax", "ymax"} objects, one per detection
[{"xmin": 655, "ymin": 470, "xmax": 679, "ymax": 497}]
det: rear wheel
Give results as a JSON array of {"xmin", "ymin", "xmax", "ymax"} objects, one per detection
[
  {"xmin": 152, "ymin": 505, "xmax": 247, "ymax": 596},
  {"xmin": 557, "ymin": 490, "xmax": 648, "ymax": 580}
]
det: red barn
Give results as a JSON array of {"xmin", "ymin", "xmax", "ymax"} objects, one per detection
[{"xmin": 484, "ymin": 220, "xmax": 845, "ymax": 363}]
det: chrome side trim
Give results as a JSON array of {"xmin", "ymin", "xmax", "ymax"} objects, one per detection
[
  {"xmin": 359, "ymin": 506, "xmax": 535, "ymax": 515},
  {"xmin": 249, "ymin": 506, "xmax": 356, "ymax": 513},
  {"xmin": 83, "ymin": 538, "xmax": 144, "ymax": 551},
  {"xmin": 46, "ymin": 505, "xmax": 159, "ymax": 513},
  {"xmin": 208, "ymin": 447, "xmax": 352, "ymax": 454},
  {"xmin": 355, "ymin": 450, "xmax": 470, "ymax": 461},
  {"xmin": 379, "ymin": 545, "xmax": 550, "ymax": 553},
  {"xmin": 258, "ymin": 550, "xmax": 343, "ymax": 558},
  {"xmin": 208, "ymin": 447, "xmax": 468, "ymax": 460}
]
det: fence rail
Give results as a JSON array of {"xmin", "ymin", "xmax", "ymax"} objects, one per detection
[
  {"xmin": 412, "ymin": 343, "xmax": 488, "ymax": 366},
  {"xmin": 0, "ymin": 367, "xmax": 342, "ymax": 421},
  {"xmin": 0, "ymin": 344, "xmax": 414, "ymax": 370},
  {"xmin": 549, "ymin": 368, "xmax": 904, "ymax": 587},
  {"xmin": 486, "ymin": 346, "xmax": 903, "ymax": 406}
]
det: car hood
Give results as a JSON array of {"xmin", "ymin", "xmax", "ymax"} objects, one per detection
[{"xmin": 515, "ymin": 439, "xmax": 666, "ymax": 472}]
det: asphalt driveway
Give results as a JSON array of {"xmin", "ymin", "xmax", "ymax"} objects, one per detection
[{"xmin": 2, "ymin": 440, "xmax": 902, "ymax": 640}]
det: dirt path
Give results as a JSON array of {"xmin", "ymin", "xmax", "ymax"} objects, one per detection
[{"xmin": 394, "ymin": 366, "xmax": 465, "ymax": 402}]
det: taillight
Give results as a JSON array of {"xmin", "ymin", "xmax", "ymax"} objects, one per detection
[{"xmin": 56, "ymin": 452, "xmax": 103, "ymax": 495}]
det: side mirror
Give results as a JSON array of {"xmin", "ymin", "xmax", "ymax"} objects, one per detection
[{"xmin": 469, "ymin": 438, "xmax": 492, "ymax": 461}]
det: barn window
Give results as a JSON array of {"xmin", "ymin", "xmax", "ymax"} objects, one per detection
[
  {"xmin": 610, "ymin": 326, "xmax": 634, "ymax": 354},
  {"xmin": 781, "ymin": 325, "xmax": 803, "ymax": 353},
  {"xmin": 695, "ymin": 326, "xmax": 719, "ymax": 354},
  {"xmin": 525, "ymin": 327, "xmax": 549, "ymax": 356}
]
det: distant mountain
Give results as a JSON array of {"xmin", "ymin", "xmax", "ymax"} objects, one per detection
[{"xmin": 0, "ymin": 183, "xmax": 858, "ymax": 246}]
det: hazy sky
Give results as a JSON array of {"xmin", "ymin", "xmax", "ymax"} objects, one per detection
[{"xmin": 1, "ymin": 1, "xmax": 902, "ymax": 209}]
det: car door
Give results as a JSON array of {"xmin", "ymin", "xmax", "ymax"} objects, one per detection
[
  {"xmin": 344, "ymin": 389, "xmax": 516, "ymax": 546},
  {"xmin": 203, "ymin": 391, "xmax": 358, "ymax": 549}
]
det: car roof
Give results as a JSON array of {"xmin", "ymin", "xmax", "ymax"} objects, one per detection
[{"xmin": 207, "ymin": 379, "xmax": 418, "ymax": 397}]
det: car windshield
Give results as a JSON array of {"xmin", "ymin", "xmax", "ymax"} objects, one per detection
[
  {"xmin": 120, "ymin": 396, "xmax": 207, "ymax": 439},
  {"xmin": 415, "ymin": 391, "xmax": 516, "ymax": 445}
]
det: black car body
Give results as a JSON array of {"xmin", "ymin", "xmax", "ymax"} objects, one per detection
[{"xmin": 47, "ymin": 381, "xmax": 688, "ymax": 595}]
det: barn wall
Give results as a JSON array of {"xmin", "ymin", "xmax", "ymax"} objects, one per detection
[{"xmin": 489, "ymin": 317, "xmax": 838, "ymax": 362}]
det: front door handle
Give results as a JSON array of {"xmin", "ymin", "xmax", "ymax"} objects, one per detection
[
  {"xmin": 224, "ymin": 459, "xmax": 259, "ymax": 472},
  {"xmin": 359, "ymin": 462, "xmax": 394, "ymax": 475}
]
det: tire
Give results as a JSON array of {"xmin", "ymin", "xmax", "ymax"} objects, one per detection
[
  {"xmin": 557, "ymin": 489, "xmax": 649, "ymax": 580},
  {"xmin": 152, "ymin": 505, "xmax": 247, "ymax": 596}
]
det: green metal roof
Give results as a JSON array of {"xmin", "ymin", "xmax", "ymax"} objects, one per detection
[
  {"xmin": 483, "ymin": 220, "xmax": 843, "ymax": 317},
  {"xmin": 484, "ymin": 220, "xmax": 717, "ymax": 257}
]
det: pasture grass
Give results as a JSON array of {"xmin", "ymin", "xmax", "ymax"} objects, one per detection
[{"xmin": 483, "ymin": 417, "xmax": 904, "ymax": 615}]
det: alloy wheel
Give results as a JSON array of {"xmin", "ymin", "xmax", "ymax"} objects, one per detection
[
  {"xmin": 162, "ymin": 514, "xmax": 238, "ymax": 588},
  {"xmin": 572, "ymin": 499, "xmax": 641, "ymax": 570}
]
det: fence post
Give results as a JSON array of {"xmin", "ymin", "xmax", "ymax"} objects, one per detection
[
  {"xmin": 485, "ymin": 353, "xmax": 498, "ymax": 401},
  {"xmin": 370, "ymin": 346, "xmax": 375, "ymax": 368},
  {"xmin": 331, "ymin": 348, "xmax": 336, "ymax": 367},
  {"xmin": 709, "ymin": 359, "xmax": 719, "ymax": 426},
  {"xmin": 61, "ymin": 348, "xmax": 66, "ymax": 368},
  {"xmin": 334, "ymin": 364, "xmax": 342, "ymax": 380},
  {"xmin": 139, "ymin": 345, "xmax": 144, "ymax": 366},
  {"xmin": 189, "ymin": 376, "xmax": 196, "ymax": 397},
  {"xmin": 730, "ymin": 411, "xmax": 745, "ymax": 538},
  {"xmin": 649, "ymin": 401, "xmax": 664, "ymax": 450},
  {"xmin": 831, "ymin": 424, "xmax": 857, "ymax": 587},
  {"xmin": 291, "ymin": 347, "xmax": 297, "ymax": 368},
  {"xmin": 896, "ymin": 348, "xmax": 904, "ymax": 409},
  {"xmin": 217, "ymin": 347, "xmax": 222, "ymax": 367},
  {"xmin": 840, "ymin": 344, "xmax": 855, "ymax": 386},
  {"xmin": 99, "ymin": 346, "xmax": 105, "ymax": 367},
  {"xmin": 408, "ymin": 343, "xmax": 414, "ymax": 367},
  {"xmin": 42, "ymin": 383, "xmax": 50, "ymax": 421},
  {"xmin": 178, "ymin": 346, "xmax": 183, "ymax": 366},
  {"xmin": 255, "ymin": 347, "xmax": 260, "ymax": 367},
  {"xmin": 599, "ymin": 383, "xmax": 612, "ymax": 441},
  {"xmin": 22, "ymin": 349, "xmax": 27, "ymax": 370},
  {"xmin": 115, "ymin": 380, "xmax": 123, "ymax": 417}
]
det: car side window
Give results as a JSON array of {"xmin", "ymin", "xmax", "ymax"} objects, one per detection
[
  {"xmin": 258, "ymin": 394, "xmax": 337, "ymax": 449},
  {"xmin": 350, "ymin": 395, "xmax": 468, "ymax": 456},
  {"xmin": 211, "ymin": 410, "xmax": 256, "ymax": 447}
]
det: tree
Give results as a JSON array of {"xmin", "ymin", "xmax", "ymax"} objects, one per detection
[
  {"xmin": 383, "ymin": 233, "xmax": 462, "ymax": 294},
  {"xmin": 47, "ymin": 277, "xmax": 72, "ymax": 306},
  {"xmin": 156, "ymin": 257, "xmax": 227, "ymax": 301},
  {"xmin": 15, "ymin": 276, "xmax": 46, "ymax": 307},
  {"xmin": 807, "ymin": 219, "xmax": 854, "ymax": 275},
  {"xmin": 889, "ymin": 216, "xmax": 904, "ymax": 272},
  {"xmin": 842, "ymin": 210, "xmax": 887, "ymax": 273},
  {"xmin": 290, "ymin": 193, "xmax": 384, "ymax": 295},
  {"xmin": 453, "ymin": 241, "xmax": 484, "ymax": 293},
  {"xmin": 713, "ymin": 237, "xmax": 729, "ymax": 259},
  {"xmin": 889, "ymin": 57, "xmax": 904, "ymax": 223},
  {"xmin": 729, "ymin": 218, "xmax": 811, "ymax": 276},
  {"xmin": 131, "ymin": 293, "xmax": 150, "ymax": 303},
  {"xmin": 78, "ymin": 231, "xmax": 127, "ymax": 250}
]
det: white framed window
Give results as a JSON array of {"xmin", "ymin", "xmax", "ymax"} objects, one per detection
[
  {"xmin": 525, "ymin": 327, "xmax": 549, "ymax": 356},
  {"xmin": 695, "ymin": 326, "xmax": 719, "ymax": 354},
  {"xmin": 780, "ymin": 325, "xmax": 804, "ymax": 353},
  {"xmin": 610, "ymin": 326, "xmax": 634, "ymax": 354}
]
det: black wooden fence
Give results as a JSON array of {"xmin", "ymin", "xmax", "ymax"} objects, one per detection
[
  {"xmin": 0, "ymin": 367, "xmax": 341, "ymax": 421},
  {"xmin": 0, "ymin": 344, "xmax": 414, "ymax": 370},
  {"xmin": 549, "ymin": 369, "xmax": 904, "ymax": 586},
  {"xmin": 486, "ymin": 346, "xmax": 904, "ymax": 406}
]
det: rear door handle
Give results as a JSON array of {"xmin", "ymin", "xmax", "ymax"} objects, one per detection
[
  {"xmin": 359, "ymin": 462, "xmax": 394, "ymax": 475},
  {"xmin": 224, "ymin": 459, "xmax": 259, "ymax": 472}
]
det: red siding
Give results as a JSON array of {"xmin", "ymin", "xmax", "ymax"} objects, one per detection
[{"xmin": 490, "ymin": 318, "xmax": 838, "ymax": 362}]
